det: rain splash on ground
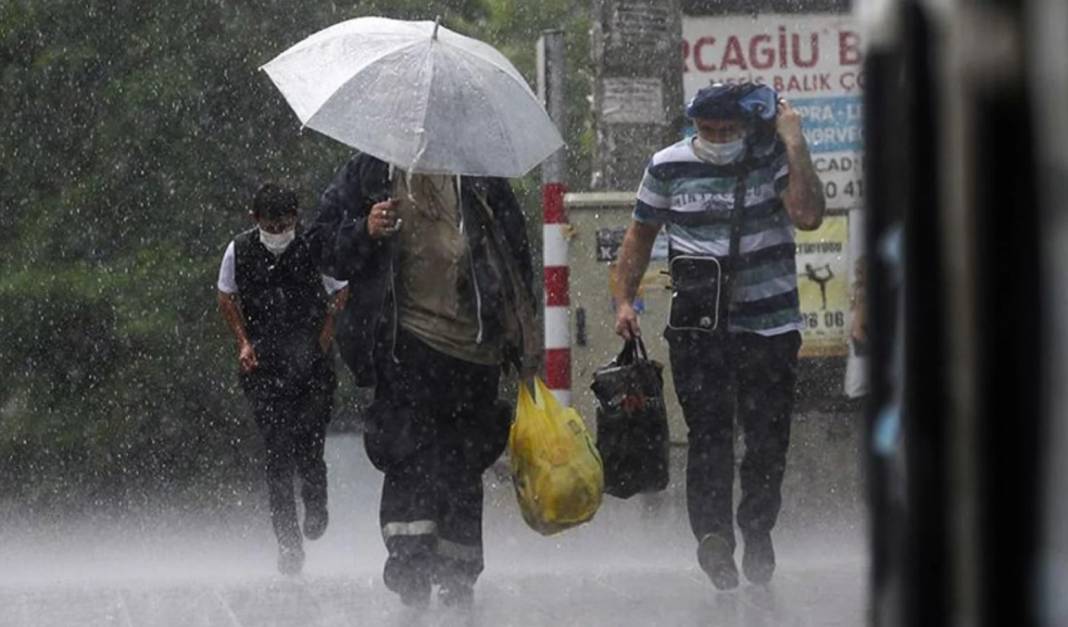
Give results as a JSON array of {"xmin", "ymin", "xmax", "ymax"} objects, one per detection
[{"xmin": 0, "ymin": 432, "xmax": 867, "ymax": 626}]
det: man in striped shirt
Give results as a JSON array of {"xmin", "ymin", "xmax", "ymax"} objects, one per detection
[{"xmin": 614, "ymin": 83, "xmax": 825, "ymax": 590}]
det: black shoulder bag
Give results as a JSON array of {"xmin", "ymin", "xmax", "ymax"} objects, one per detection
[{"xmin": 667, "ymin": 152, "xmax": 753, "ymax": 335}]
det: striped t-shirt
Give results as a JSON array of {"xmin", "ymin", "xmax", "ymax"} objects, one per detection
[{"xmin": 633, "ymin": 137, "xmax": 803, "ymax": 336}]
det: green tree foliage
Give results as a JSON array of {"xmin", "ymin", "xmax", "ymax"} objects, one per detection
[{"xmin": 0, "ymin": 0, "xmax": 591, "ymax": 512}]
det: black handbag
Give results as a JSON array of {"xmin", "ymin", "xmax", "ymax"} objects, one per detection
[{"xmin": 590, "ymin": 338, "xmax": 670, "ymax": 498}]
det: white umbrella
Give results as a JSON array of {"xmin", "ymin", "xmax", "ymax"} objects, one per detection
[{"xmin": 261, "ymin": 16, "xmax": 564, "ymax": 178}]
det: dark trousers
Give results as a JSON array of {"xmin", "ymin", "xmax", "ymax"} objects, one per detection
[
  {"xmin": 666, "ymin": 329, "xmax": 801, "ymax": 549},
  {"xmin": 366, "ymin": 331, "xmax": 506, "ymax": 586},
  {"xmin": 247, "ymin": 388, "xmax": 331, "ymax": 552}
]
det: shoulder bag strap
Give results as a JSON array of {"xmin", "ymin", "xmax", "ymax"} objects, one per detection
[{"xmin": 722, "ymin": 148, "xmax": 754, "ymax": 333}]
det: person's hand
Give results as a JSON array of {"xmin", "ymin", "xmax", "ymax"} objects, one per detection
[
  {"xmin": 775, "ymin": 97, "xmax": 805, "ymax": 147},
  {"xmin": 367, "ymin": 199, "xmax": 401, "ymax": 239},
  {"xmin": 239, "ymin": 341, "xmax": 258, "ymax": 373},
  {"xmin": 319, "ymin": 330, "xmax": 333, "ymax": 353},
  {"xmin": 614, "ymin": 302, "xmax": 641, "ymax": 340}
]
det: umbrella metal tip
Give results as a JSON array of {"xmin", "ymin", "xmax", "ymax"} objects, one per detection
[{"xmin": 433, "ymin": 16, "xmax": 441, "ymax": 40}]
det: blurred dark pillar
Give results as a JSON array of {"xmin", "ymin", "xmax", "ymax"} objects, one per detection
[
  {"xmin": 898, "ymin": 4, "xmax": 952, "ymax": 624},
  {"xmin": 970, "ymin": 14, "xmax": 1042, "ymax": 627},
  {"xmin": 863, "ymin": 20, "xmax": 907, "ymax": 627},
  {"xmin": 866, "ymin": 1, "xmax": 1044, "ymax": 625},
  {"xmin": 1031, "ymin": 0, "xmax": 1068, "ymax": 625}
]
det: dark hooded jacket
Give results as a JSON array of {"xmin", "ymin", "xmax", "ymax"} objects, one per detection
[{"xmin": 307, "ymin": 153, "xmax": 536, "ymax": 386}]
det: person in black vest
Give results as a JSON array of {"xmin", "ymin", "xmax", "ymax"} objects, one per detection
[
  {"xmin": 309, "ymin": 155, "xmax": 538, "ymax": 608},
  {"xmin": 217, "ymin": 183, "xmax": 349, "ymax": 575}
]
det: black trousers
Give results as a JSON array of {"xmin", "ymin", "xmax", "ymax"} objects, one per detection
[
  {"xmin": 246, "ymin": 384, "xmax": 331, "ymax": 552},
  {"xmin": 666, "ymin": 329, "xmax": 801, "ymax": 549},
  {"xmin": 366, "ymin": 330, "xmax": 507, "ymax": 586}
]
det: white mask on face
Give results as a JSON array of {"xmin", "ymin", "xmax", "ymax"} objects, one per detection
[
  {"xmin": 259, "ymin": 227, "xmax": 296, "ymax": 255},
  {"xmin": 692, "ymin": 136, "xmax": 746, "ymax": 164}
]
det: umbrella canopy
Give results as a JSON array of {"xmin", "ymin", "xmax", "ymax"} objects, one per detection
[{"xmin": 262, "ymin": 17, "xmax": 564, "ymax": 178}]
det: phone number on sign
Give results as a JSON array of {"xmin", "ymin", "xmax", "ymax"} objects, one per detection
[
  {"xmin": 803, "ymin": 311, "xmax": 846, "ymax": 330},
  {"xmin": 821, "ymin": 178, "xmax": 863, "ymax": 202}
]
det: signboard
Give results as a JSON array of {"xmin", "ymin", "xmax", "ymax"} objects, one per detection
[
  {"xmin": 604, "ymin": 1, "xmax": 674, "ymax": 61},
  {"xmin": 602, "ymin": 78, "xmax": 666, "ymax": 125},
  {"xmin": 681, "ymin": 13, "xmax": 864, "ymax": 211},
  {"xmin": 795, "ymin": 214, "xmax": 850, "ymax": 356}
]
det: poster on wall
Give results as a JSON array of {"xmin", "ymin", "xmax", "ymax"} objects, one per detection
[{"xmin": 795, "ymin": 214, "xmax": 850, "ymax": 356}]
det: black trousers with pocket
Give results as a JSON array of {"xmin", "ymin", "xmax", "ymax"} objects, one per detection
[
  {"xmin": 365, "ymin": 330, "xmax": 509, "ymax": 587},
  {"xmin": 665, "ymin": 329, "xmax": 801, "ymax": 550}
]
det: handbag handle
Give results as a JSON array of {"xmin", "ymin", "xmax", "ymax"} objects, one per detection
[{"xmin": 617, "ymin": 337, "xmax": 649, "ymax": 365}]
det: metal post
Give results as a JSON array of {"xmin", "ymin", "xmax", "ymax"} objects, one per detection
[{"xmin": 537, "ymin": 29, "xmax": 570, "ymax": 406}]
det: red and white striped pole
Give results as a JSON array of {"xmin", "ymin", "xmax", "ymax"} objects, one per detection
[
  {"xmin": 537, "ymin": 30, "xmax": 570, "ymax": 406},
  {"xmin": 543, "ymin": 183, "xmax": 570, "ymax": 406}
]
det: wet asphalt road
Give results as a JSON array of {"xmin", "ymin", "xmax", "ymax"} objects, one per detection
[{"xmin": 0, "ymin": 434, "xmax": 867, "ymax": 626}]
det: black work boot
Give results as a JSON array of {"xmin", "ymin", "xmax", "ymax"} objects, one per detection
[
  {"xmin": 383, "ymin": 557, "xmax": 431, "ymax": 608},
  {"xmin": 277, "ymin": 543, "xmax": 305, "ymax": 576},
  {"xmin": 697, "ymin": 533, "xmax": 739, "ymax": 591},
  {"xmin": 742, "ymin": 532, "xmax": 775, "ymax": 585},
  {"xmin": 303, "ymin": 503, "xmax": 329, "ymax": 540}
]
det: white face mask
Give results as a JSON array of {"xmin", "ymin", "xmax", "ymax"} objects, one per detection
[
  {"xmin": 692, "ymin": 136, "xmax": 746, "ymax": 164},
  {"xmin": 259, "ymin": 228, "xmax": 296, "ymax": 255}
]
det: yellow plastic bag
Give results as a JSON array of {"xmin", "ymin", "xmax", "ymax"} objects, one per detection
[{"xmin": 508, "ymin": 377, "xmax": 604, "ymax": 535}]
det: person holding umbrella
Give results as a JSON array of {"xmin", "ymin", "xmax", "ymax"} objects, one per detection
[
  {"xmin": 263, "ymin": 17, "xmax": 552, "ymax": 607},
  {"xmin": 314, "ymin": 159, "xmax": 537, "ymax": 607},
  {"xmin": 613, "ymin": 83, "xmax": 825, "ymax": 590}
]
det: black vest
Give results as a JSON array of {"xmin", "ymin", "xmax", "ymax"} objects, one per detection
[{"xmin": 234, "ymin": 228, "xmax": 328, "ymax": 393}]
